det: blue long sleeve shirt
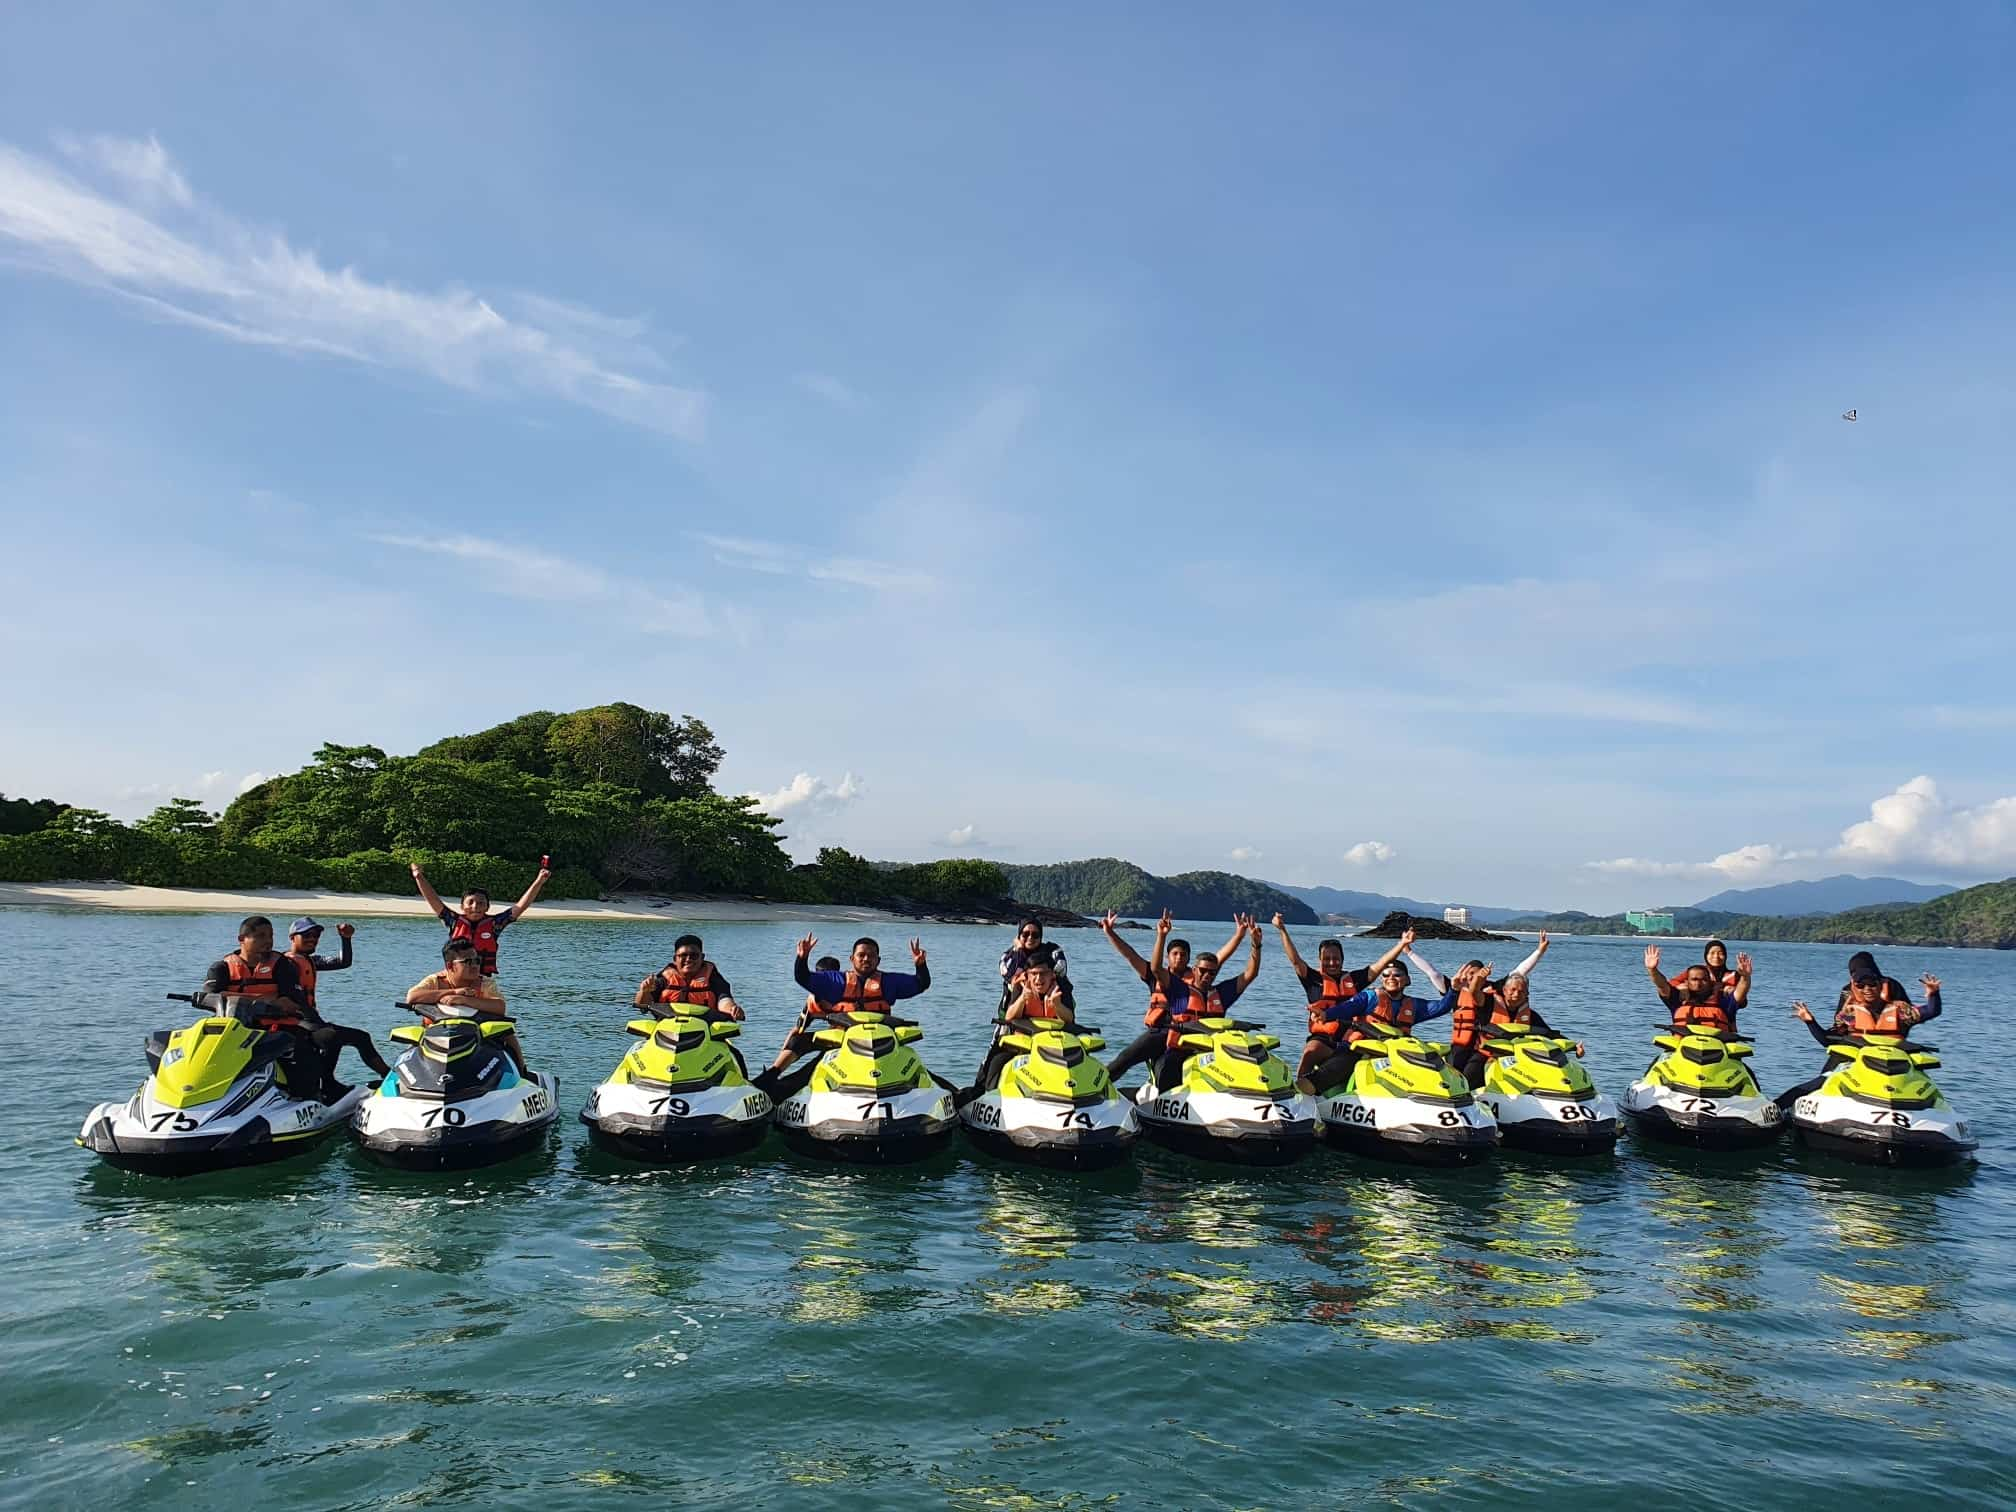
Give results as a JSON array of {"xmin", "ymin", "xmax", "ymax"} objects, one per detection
[
  {"xmin": 793, "ymin": 955, "xmax": 931, "ymax": 1003},
  {"xmin": 1318, "ymin": 984, "xmax": 1461, "ymax": 1027}
]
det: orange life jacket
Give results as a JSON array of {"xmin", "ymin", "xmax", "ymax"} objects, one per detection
[
  {"xmin": 1843, "ymin": 1000, "xmax": 1909, "ymax": 1036},
  {"xmin": 838, "ymin": 972, "xmax": 888, "ymax": 1014},
  {"xmin": 1448, "ymin": 987, "xmax": 1485, "ymax": 1050},
  {"xmin": 1671, "ymin": 993, "xmax": 1735, "ymax": 1033},
  {"xmin": 1143, "ymin": 965, "xmax": 1193, "ymax": 1027},
  {"xmin": 1163, "ymin": 981, "xmax": 1226, "ymax": 1048},
  {"xmin": 1306, "ymin": 972, "xmax": 1356, "ymax": 1041},
  {"xmin": 1345, "ymin": 992, "xmax": 1415, "ymax": 1045},
  {"xmin": 221, "ymin": 952, "xmax": 303, "ymax": 1029},
  {"xmin": 284, "ymin": 949, "xmax": 320, "ymax": 1012},
  {"xmin": 656, "ymin": 962, "xmax": 719, "ymax": 1010}
]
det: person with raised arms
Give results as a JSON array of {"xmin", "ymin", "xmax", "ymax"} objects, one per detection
[
  {"xmin": 1645, "ymin": 941, "xmax": 1752, "ymax": 1017},
  {"xmin": 1273, "ymin": 914, "xmax": 1417, "ymax": 1093},
  {"xmin": 1142, "ymin": 916, "xmax": 1265, "ymax": 1092},
  {"xmin": 755, "ymin": 934, "xmax": 933, "ymax": 1095},
  {"xmin": 1643, "ymin": 945, "xmax": 1745, "ymax": 1032},
  {"xmin": 1099, "ymin": 909, "xmax": 1249, "ymax": 1087},
  {"xmin": 409, "ymin": 858, "xmax": 553, "ymax": 979},
  {"xmin": 964, "ymin": 954, "xmax": 1078, "ymax": 1104},
  {"xmin": 1776, "ymin": 967, "xmax": 1944, "ymax": 1109},
  {"xmin": 999, "ymin": 919, "xmax": 1075, "ymax": 1013},
  {"xmin": 283, "ymin": 916, "xmax": 391, "ymax": 1082},
  {"xmin": 1303, "ymin": 956, "xmax": 1477, "ymax": 1093}
]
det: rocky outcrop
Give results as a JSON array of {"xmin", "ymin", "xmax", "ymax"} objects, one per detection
[{"xmin": 1357, "ymin": 909, "xmax": 1515, "ymax": 942}]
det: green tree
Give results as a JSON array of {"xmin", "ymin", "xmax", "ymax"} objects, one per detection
[
  {"xmin": 230, "ymin": 743, "xmax": 390, "ymax": 856},
  {"xmin": 0, "ymin": 793, "xmax": 67, "ymax": 836},
  {"xmin": 371, "ymin": 757, "xmax": 550, "ymax": 857},
  {"xmin": 418, "ymin": 711, "xmax": 561, "ymax": 774},
  {"xmin": 544, "ymin": 704, "xmax": 721, "ymax": 799},
  {"xmin": 136, "ymin": 798, "xmax": 219, "ymax": 837}
]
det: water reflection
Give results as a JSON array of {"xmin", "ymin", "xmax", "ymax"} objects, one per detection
[{"xmin": 771, "ymin": 1170, "xmax": 938, "ymax": 1324}]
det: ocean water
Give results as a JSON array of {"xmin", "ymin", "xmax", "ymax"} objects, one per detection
[{"xmin": 1, "ymin": 907, "xmax": 2011, "ymax": 1511}]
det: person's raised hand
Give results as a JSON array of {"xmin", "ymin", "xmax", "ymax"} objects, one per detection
[
  {"xmin": 1536, "ymin": 931, "xmax": 1550, "ymax": 952},
  {"xmin": 336, "ymin": 923, "xmax": 355, "ymax": 940},
  {"xmin": 639, "ymin": 976, "xmax": 659, "ymax": 996},
  {"xmin": 1792, "ymin": 1001, "xmax": 1813, "ymax": 1022},
  {"xmin": 910, "ymin": 938, "xmax": 927, "ymax": 968},
  {"xmin": 410, "ymin": 862, "xmax": 426, "ymax": 880},
  {"xmin": 1736, "ymin": 952, "xmax": 1753, "ymax": 975},
  {"xmin": 1155, "ymin": 910, "xmax": 1173, "ymax": 938},
  {"xmin": 1399, "ymin": 927, "xmax": 1417, "ymax": 950},
  {"xmin": 795, "ymin": 933, "xmax": 816, "ymax": 960},
  {"xmin": 1643, "ymin": 945, "xmax": 1662, "ymax": 971},
  {"xmin": 1920, "ymin": 973, "xmax": 1941, "ymax": 995},
  {"xmin": 1271, "ymin": 912, "xmax": 1285, "ymax": 930},
  {"xmin": 1101, "ymin": 909, "xmax": 1120, "ymax": 934}
]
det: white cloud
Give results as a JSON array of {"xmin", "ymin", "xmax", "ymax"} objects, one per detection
[
  {"xmin": 794, "ymin": 371, "xmax": 864, "ymax": 409},
  {"xmin": 941, "ymin": 824, "xmax": 988, "ymax": 849},
  {"xmin": 368, "ymin": 532, "xmax": 711, "ymax": 635},
  {"xmin": 117, "ymin": 769, "xmax": 266, "ymax": 809},
  {"xmin": 746, "ymin": 771, "xmax": 865, "ymax": 818},
  {"xmin": 1228, "ymin": 845, "xmax": 1262, "ymax": 863},
  {"xmin": 696, "ymin": 533, "xmax": 938, "ymax": 595},
  {"xmin": 54, "ymin": 130, "xmax": 191, "ymax": 207},
  {"xmin": 0, "ymin": 135, "xmax": 705, "ymax": 438},
  {"xmin": 1836, "ymin": 776, "xmax": 2016, "ymax": 873},
  {"xmin": 1583, "ymin": 776, "xmax": 2016, "ymax": 883},
  {"xmin": 1344, "ymin": 841, "xmax": 1395, "ymax": 866}
]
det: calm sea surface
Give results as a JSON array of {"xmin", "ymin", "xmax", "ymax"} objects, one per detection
[{"xmin": 2, "ymin": 908, "xmax": 2011, "ymax": 1510}]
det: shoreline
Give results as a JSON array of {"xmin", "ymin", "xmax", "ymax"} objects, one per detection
[{"xmin": 0, "ymin": 880, "xmax": 912, "ymax": 925}]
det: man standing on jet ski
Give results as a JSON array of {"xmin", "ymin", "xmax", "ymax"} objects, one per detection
[
  {"xmin": 1644, "ymin": 945, "xmax": 1747, "ymax": 1031},
  {"xmin": 1273, "ymin": 915, "xmax": 1418, "ymax": 1091},
  {"xmin": 410, "ymin": 859, "xmax": 553, "ymax": 979},
  {"xmin": 1099, "ymin": 910, "xmax": 1251, "ymax": 1086},
  {"xmin": 283, "ymin": 918, "xmax": 392, "ymax": 1082},
  {"xmin": 201, "ymin": 916, "xmax": 338, "ymax": 1101},
  {"xmin": 407, "ymin": 940, "xmax": 527, "ymax": 1072},
  {"xmin": 757, "ymin": 935, "xmax": 933, "ymax": 1092}
]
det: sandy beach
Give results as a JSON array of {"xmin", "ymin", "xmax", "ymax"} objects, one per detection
[{"xmin": 0, "ymin": 880, "xmax": 908, "ymax": 925}]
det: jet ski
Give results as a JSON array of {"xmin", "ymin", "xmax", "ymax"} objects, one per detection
[
  {"xmin": 1130, "ymin": 1016, "xmax": 1316, "ymax": 1166},
  {"xmin": 1475, "ymin": 1024, "xmax": 1618, "ymax": 1156},
  {"xmin": 959, "ymin": 1017, "xmax": 1137, "ymax": 1170},
  {"xmin": 1619, "ymin": 1025, "xmax": 1782, "ymax": 1150},
  {"xmin": 77, "ymin": 992, "xmax": 362, "ymax": 1177},
  {"xmin": 1786, "ymin": 1034, "xmax": 1976, "ymax": 1167},
  {"xmin": 1315, "ymin": 1018, "xmax": 1498, "ymax": 1166},
  {"xmin": 352, "ymin": 1003, "xmax": 559, "ymax": 1170},
  {"xmin": 771, "ymin": 1012, "xmax": 956, "ymax": 1164},
  {"xmin": 581, "ymin": 1005, "xmax": 772, "ymax": 1162}
]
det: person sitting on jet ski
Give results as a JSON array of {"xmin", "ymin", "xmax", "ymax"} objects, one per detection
[
  {"xmin": 635, "ymin": 934, "xmax": 744, "ymax": 1020},
  {"xmin": 1643, "ymin": 945, "xmax": 1745, "ymax": 1031},
  {"xmin": 1303, "ymin": 957, "xmax": 1475, "ymax": 1093},
  {"xmin": 1830, "ymin": 951, "xmax": 1917, "ymax": 1016},
  {"xmin": 201, "ymin": 915, "xmax": 339, "ymax": 1101},
  {"xmin": 283, "ymin": 917, "xmax": 392, "ymax": 1082},
  {"xmin": 1143, "ymin": 918, "xmax": 1267, "ymax": 1090},
  {"xmin": 407, "ymin": 941, "xmax": 527, "ymax": 1073},
  {"xmin": 1446, "ymin": 960, "xmax": 1583, "ymax": 1088},
  {"xmin": 1273, "ymin": 915, "xmax": 1418, "ymax": 1090},
  {"xmin": 757, "ymin": 935, "xmax": 934, "ymax": 1092},
  {"xmin": 1776, "ymin": 969, "xmax": 1943, "ymax": 1108},
  {"xmin": 1645, "ymin": 943, "xmax": 1753, "ymax": 1018},
  {"xmin": 1100, "ymin": 910, "xmax": 1251, "ymax": 1085},
  {"xmin": 966, "ymin": 955, "xmax": 1078, "ymax": 1100},
  {"xmin": 1000, "ymin": 921, "xmax": 1076, "ymax": 1013}
]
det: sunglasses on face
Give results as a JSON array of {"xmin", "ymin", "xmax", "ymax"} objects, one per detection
[{"xmin": 674, "ymin": 951, "xmax": 700, "ymax": 961}]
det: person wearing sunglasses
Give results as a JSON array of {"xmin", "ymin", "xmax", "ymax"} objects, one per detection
[
  {"xmin": 998, "ymin": 919, "xmax": 1075, "ymax": 1013},
  {"xmin": 635, "ymin": 933, "xmax": 744, "ymax": 1020}
]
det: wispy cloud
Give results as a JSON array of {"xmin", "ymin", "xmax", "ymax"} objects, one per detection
[
  {"xmin": 746, "ymin": 771, "xmax": 865, "ymax": 818},
  {"xmin": 794, "ymin": 371, "xmax": 864, "ymax": 409},
  {"xmin": 0, "ymin": 135, "xmax": 705, "ymax": 439},
  {"xmin": 695, "ymin": 533, "xmax": 938, "ymax": 594},
  {"xmin": 368, "ymin": 532, "xmax": 711, "ymax": 635},
  {"xmin": 1585, "ymin": 775, "xmax": 2016, "ymax": 883}
]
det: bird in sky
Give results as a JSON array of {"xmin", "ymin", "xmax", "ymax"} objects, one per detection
[{"xmin": 1842, "ymin": 409, "xmax": 1858, "ymax": 421}]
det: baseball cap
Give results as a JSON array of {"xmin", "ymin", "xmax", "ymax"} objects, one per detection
[{"xmin": 289, "ymin": 916, "xmax": 323, "ymax": 936}]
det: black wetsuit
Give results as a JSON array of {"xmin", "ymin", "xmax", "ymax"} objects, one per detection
[{"xmin": 200, "ymin": 955, "xmax": 339, "ymax": 1100}]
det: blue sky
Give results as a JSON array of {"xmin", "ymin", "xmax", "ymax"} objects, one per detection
[{"xmin": 3, "ymin": 3, "xmax": 2013, "ymax": 910}]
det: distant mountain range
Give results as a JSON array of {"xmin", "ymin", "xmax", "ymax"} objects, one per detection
[
  {"xmin": 1000, "ymin": 859, "xmax": 1317, "ymax": 924},
  {"xmin": 1266, "ymin": 884, "xmax": 1535, "ymax": 925},
  {"xmin": 1503, "ymin": 877, "xmax": 2015, "ymax": 949},
  {"xmin": 1685, "ymin": 875, "xmax": 1956, "ymax": 915}
]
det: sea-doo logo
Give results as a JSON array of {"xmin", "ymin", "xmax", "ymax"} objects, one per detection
[{"xmin": 969, "ymin": 1102, "xmax": 1002, "ymax": 1128}]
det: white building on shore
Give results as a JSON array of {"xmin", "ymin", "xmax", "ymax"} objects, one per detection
[{"xmin": 1442, "ymin": 906, "xmax": 1470, "ymax": 927}]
